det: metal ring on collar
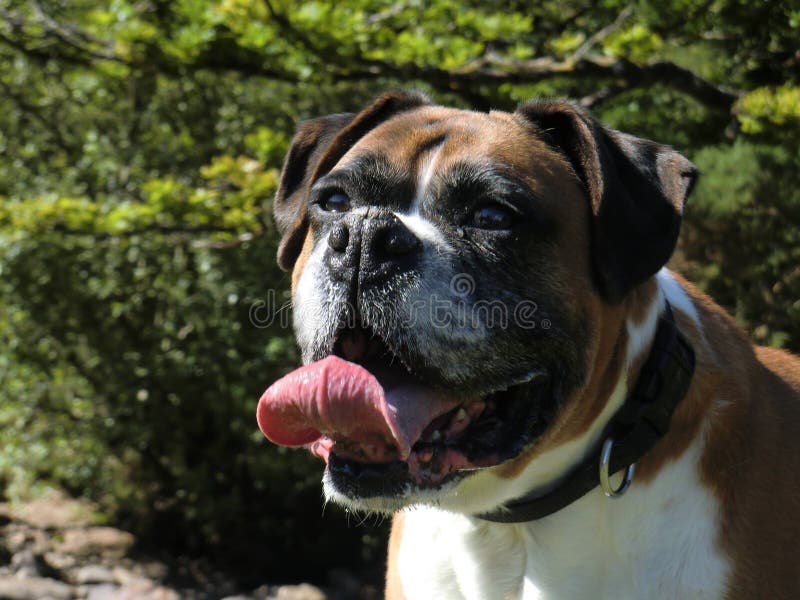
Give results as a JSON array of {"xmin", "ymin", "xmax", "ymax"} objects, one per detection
[{"xmin": 599, "ymin": 437, "xmax": 635, "ymax": 498}]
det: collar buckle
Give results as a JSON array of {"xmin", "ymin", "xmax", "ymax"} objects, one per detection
[{"xmin": 599, "ymin": 437, "xmax": 635, "ymax": 498}]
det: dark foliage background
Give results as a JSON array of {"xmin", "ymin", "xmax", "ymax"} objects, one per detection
[{"xmin": 0, "ymin": 0, "xmax": 798, "ymax": 584}]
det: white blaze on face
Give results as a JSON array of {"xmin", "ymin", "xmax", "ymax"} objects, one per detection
[
  {"xmin": 292, "ymin": 239, "xmax": 336, "ymax": 363},
  {"xmin": 414, "ymin": 142, "xmax": 444, "ymax": 212},
  {"xmin": 395, "ymin": 213, "xmax": 455, "ymax": 252},
  {"xmin": 395, "ymin": 141, "xmax": 456, "ymax": 252}
]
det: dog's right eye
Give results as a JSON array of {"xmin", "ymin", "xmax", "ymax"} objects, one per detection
[
  {"xmin": 320, "ymin": 192, "xmax": 352, "ymax": 213},
  {"xmin": 471, "ymin": 203, "xmax": 514, "ymax": 230}
]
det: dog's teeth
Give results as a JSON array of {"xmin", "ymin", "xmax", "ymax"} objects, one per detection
[{"xmin": 445, "ymin": 408, "xmax": 471, "ymax": 437}]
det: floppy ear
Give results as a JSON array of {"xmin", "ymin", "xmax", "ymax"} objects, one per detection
[
  {"xmin": 274, "ymin": 90, "xmax": 431, "ymax": 271},
  {"xmin": 274, "ymin": 113, "xmax": 355, "ymax": 270},
  {"xmin": 516, "ymin": 100, "xmax": 697, "ymax": 303}
]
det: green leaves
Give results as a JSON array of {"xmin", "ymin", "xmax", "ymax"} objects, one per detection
[
  {"xmin": 682, "ymin": 140, "xmax": 800, "ymax": 349},
  {"xmin": 0, "ymin": 156, "xmax": 277, "ymax": 241},
  {"xmin": 602, "ymin": 23, "xmax": 663, "ymax": 61},
  {"xmin": 738, "ymin": 85, "xmax": 800, "ymax": 137}
]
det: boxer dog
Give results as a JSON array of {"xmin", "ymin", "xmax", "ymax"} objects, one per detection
[{"xmin": 257, "ymin": 91, "xmax": 800, "ymax": 599}]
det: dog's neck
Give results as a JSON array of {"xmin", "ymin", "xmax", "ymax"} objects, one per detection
[
  {"xmin": 477, "ymin": 292, "xmax": 695, "ymax": 522},
  {"xmin": 394, "ymin": 269, "xmax": 731, "ymax": 600},
  {"xmin": 435, "ymin": 273, "xmax": 668, "ymax": 517}
]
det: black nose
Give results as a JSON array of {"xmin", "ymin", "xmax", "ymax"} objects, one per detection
[
  {"xmin": 325, "ymin": 212, "xmax": 421, "ymax": 285},
  {"xmin": 359, "ymin": 215, "xmax": 421, "ymax": 284},
  {"xmin": 365, "ymin": 216, "xmax": 421, "ymax": 258},
  {"xmin": 328, "ymin": 221, "xmax": 349, "ymax": 252}
]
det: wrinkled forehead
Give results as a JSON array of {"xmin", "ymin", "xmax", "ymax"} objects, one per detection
[{"xmin": 332, "ymin": 106, "xmax": 563, "ymax": 188}]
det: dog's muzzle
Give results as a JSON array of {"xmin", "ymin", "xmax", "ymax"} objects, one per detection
[{"xmin": 324, "ymin": 210, "xmax": 421, "ymax": 288}]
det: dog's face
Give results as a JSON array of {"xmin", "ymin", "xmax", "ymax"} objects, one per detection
[{"xmin": 259, "ymin": 92, "xmax": 696, "ymax": 515}]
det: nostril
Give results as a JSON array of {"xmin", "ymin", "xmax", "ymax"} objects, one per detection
[
  {"xmin": 357, "ymin": 215, "xmax": 421, "ymax": 285},
  {"xmin": 383, "ymin": 226, "xmax": 420, "ymax": 256},
  {"xmin": 328, "ymin": 221, "xmax": 349, "ymax": 252}
]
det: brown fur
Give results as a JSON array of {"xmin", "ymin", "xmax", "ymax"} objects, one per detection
[
  {"xmin": 682, "ymin": 280, "xmax": 800, "ymax": 598},
  {"xmin": 385, "ymin": 512, "xmax": 407, "ymax": 600},
  {"xmin": 291, "ymin": 231, "xmax": 316, "ymax": 292}
]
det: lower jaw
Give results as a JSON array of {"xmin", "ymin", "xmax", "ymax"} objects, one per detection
[
  {"xmin": 324, "ymin": 424, "xmax": 537, "ymax": 500},
  {"xmin": 325, "ymin": 377, "xmax": 559, "ymax": 499},
  {"xmin": 326, "ymin": 453, "xmax": 472, "ymax": 500},
  {"xmin": 326, "ymin": 445, "xmax": 505, "ymax": 498}
]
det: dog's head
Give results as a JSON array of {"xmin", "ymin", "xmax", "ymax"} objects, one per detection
[{"xmin": 257, "ymin": 91, "xmax": 696, "ymax": 515}]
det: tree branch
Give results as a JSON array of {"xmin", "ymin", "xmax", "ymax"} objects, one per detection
[
  {"xmin": 342, "ymin": 54, "xmax": 741, "ymax": 112},
  {"xmin": 0, "ymin": 6, "xmax": 126, "ymax": 64},
  {"xmin": 578, "ymin": 83, "xmax": 631, "ymax": 108},
  {"xmin": 571, "ymin": 6, "xmax": 633, "ymax": 62}
]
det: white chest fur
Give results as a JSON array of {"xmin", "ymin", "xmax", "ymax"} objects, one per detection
[{"xmin": 396, "ymin": 438, "xmax": 730, "ymax": 600}]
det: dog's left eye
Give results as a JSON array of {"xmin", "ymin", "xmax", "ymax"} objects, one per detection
[
  {"xmin": 471, "ymin": 204, "xmax": 513, "ymax": 230},
  {"xmin": 320, "ymin": 192, "xmax": 351, "ymax": 213}
]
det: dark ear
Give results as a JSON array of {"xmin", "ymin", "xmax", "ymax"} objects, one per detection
[
  {"xmin": 274, "ymin": 90, "xmax": 431, "ymax": 271},
  {"xmin": 516, "ymin": 100, "xmax": 697, "ymax": 303},
  {"xmin": 274, "ymin": 113, "xmax": 355, "ymax": 270}
]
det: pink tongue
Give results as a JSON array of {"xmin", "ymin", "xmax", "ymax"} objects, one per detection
[{"xmin": 256, "ymin": 355, "xmax": 462, "ymax": 460}]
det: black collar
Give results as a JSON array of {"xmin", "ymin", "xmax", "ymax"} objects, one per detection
[{"xmin": 477, "ymin": 301, "xmax": 695, "ymax": 524}]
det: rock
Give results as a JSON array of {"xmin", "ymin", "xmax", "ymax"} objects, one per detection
[
  {"xmin": 110, "ymin": 567, "xmax": 152, "ymax": 588},
  {"xmin": 104, "ymin": 580, "xmax": 152, "ymax": 599},
  {"xmin": 140, "ymin": 587, "xmax": 180, "ymax": 600},
  {"xmin": 246, "ymin": 584, "xmax": 272, "ymax": 600},
  {"xmin": 270, "ymin": 584, "xmax": 327, "ymax": 600},
  {"xmin": 0, "ymin": 575, "xmax": 73, "ymax": 600},
  {"xmin": 44, "ymin": 553, "xmax": 77, "ymax": 572},
  {"xmin": 10, "ymin": 550, "xmax": 62, "ymax": 580},
  {"xmin": 84, "ymin": 583, "xmax": 119, "ymax": 600},
  {"xmin": 2, "ymin": 533, "xmax": 26, "ymax": 556},
  {"xmin": 3, "ymin": 495, "xmax": 94, "ymax": 529},
  {"xmin": 0, "ymin": 497, "xmax": 351, "ymax": 600},
  {"xmin": 78, "ymin": 583, "xmax": 181, "ymax": 600},
  {"xmin": 74, "ymin": 565, "xmax": 115, "ymax": 585},
  {"xmin": 133, "ymin": 562, "xmax": 168, "ymax": 582},
  {"xmin": 2, "ymin": 529, "xmax": 45, "ymax": 556},
  {"xmin": 10, "ymin": 550, "xmax": 40, "ymax": 578},
  {"xmin": 111, "ymin": 583, "xmax": 179, "ymax": 600},
  {"xmin": 56, "ymin": 528, "xmax": 134, "ymax": 558}
]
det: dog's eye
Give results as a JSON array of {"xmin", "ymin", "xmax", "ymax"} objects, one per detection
[
  {"xmin": 320, "ymin": 192, "xmax": 351, "ymax": 213},
  {"xmin": 471, "ymin": 204, "xmax": 513, "ymax": 230}
]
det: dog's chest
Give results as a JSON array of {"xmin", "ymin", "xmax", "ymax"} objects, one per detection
[{"xmin": 396, "ymin": 442, "xmax": 730, "ymax": 600}]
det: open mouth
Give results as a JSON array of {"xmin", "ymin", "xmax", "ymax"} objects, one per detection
[{"xmin": 257, "ymin": 323, "xmax": 554, "ymax": 496}]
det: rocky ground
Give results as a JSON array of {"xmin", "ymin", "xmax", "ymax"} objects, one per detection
[{"xmin": 0, "ymin": 495, "xmax": 379, "ymax": 600}]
